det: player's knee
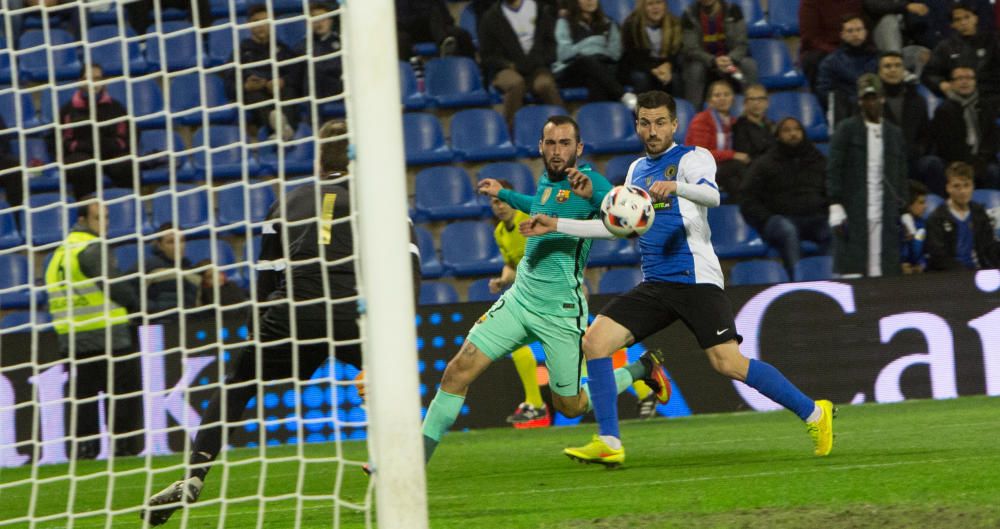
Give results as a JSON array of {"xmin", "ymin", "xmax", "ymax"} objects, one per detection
[
  {"xmin": 581, "ymin": 333, "xmax": 612, "ymax": 360},
  {"xmin": 552, "ymin": 395, "xmax": 585, "ymax": 418}
]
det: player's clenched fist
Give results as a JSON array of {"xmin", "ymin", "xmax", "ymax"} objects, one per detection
[
  {"xmin": 648, "ymin": 181, "xmax": 678, "ymax": 202},
  {"xmin": 478, "ymin": 178, "xmax": 503, "ymax": 197}
]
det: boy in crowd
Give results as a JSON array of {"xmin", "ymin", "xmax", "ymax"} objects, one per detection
[{"xmin": 925, "ymin": 162, "xmax": 1000, "ymax": 271}]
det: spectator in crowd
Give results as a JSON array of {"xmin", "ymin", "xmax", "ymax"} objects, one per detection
[
  {"xmin": 740, "ymin": 117, "xmax": 830, "ymax": 279},
  {"xmin": 798, "ymin": 0, "xmax": 863, "ymax": 91},
  {"xmin": 553, "ymin": 0, "xmax": 631, "ymax": 105},
  {"xmin": 816, "ymin": 14, "xmax": 880, "ymax": 127},
  {"xmin": 59, "ymin": 64, "xmax": 134, "ymax": 201},
  {"xmin": 296, "ymin": 3, "xmax": 343, "ymax": 101},
  {"xmin": 732, "ymin": 83, "xmax": 775, "ymax": 162},
  {"xmin": 684, "ymin": 79, "xmax": 748, "ymax": 197},
  {"xmin": 395, "ymin": 0, "xmax": 476, "ymax": 60},
  {"xmin": 143, "ymin": 223, "xmax": 198, "ymax": 320},
  {"xmin": 620, "ymin": 0, "xmax": 682, "ymax": 95},
  {"xmin": 126, "ymin": 0, "xmax": 212, "ymax": 34},
  {"xmin": 227, "ymin": 5, "xmax": 299, "ymax": 140},
  {"xmin": 915, "ymin": 0, "xmax": 994, "ymax": 52},
  {"xmin": 922, "ymin": 4, "xmax": 1000, "ymax": 98},
  {"xmin": 925, "ymin": 161, "xmax": 1000, "ymax": 270},
  {"xmin": 929, "ymin": 65, "xmax": 1000, "ymax": 188},
  {"xmin": 0, "ymin": 115, "xmax": 24, "ymax": 211},
  {"xmin": 827, "ymin": 74, "xmax": 909, "ymax": 278},
  {"xmin": 863, "ymin": 0, "xmax": 929, "ymax": 52},
  {"xmin": 679, "ymin": 0, "xmax": 757, "ymax": 108},
  {"xmin": 44, "ymin": 199, "xmax": 142, "ymax": 459},
  {"xmin": 471, "ymin": 0, "xmax": 565, "ymax": 21},
  {"xmin": 900, "ymin": 179, "xmax": 929, "ymax": 273},
  {"xmin": 878, "ymin": 51, "xmax": 930, "ymax": 176},
  {"xmin": 479, "ymin": 0, "xmax": 564, "ymax": 125}
]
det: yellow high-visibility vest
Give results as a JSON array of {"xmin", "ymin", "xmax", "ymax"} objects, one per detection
[{"xmin": 45, "ymin": 231, "xmax": 128, "ymax": 335}]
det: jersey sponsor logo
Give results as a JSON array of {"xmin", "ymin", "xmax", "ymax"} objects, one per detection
[
  {"xmin": 562, "ymin": 303, "xmax": 575, "ymax": 309},
  {"xmin": 540, "ymin": 188, "xmax": 552, "ymax": 205},
  {"xmin": 556, "ymin": 189, "xmax": 571, "ymax": 203}
]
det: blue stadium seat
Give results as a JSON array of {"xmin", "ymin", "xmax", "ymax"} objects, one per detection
[
  {"xmin": 794, "ymin": 255, "xmax": 833, "ymax": 281},
  {"xmin": 973, "ymin": 189, "xmax": 1000, "ymax": 210},
  {"xmin": 257, "ymin": 123, "xmax": 315, "ymax": 176},
  {"xmin": 21, "ymin": 193, "xmax": 69, "ymax": 247},
  {"xmin": 673, "ymin": 97, "xmax": 695, "ymax": 143},
  {"xmin": 209, "ymin": 0, "xmax": 248, "ymax": 18},
  {"xmin": 0, "ymin": 311, "xmax": 52, "ymax": 333},
  {"xmin": 729, "ymin": 259, "xmax": 789, "ymax": 286},
  {"xmin": 185, "ymin": 238, "xmax": 237, "ymax": 265},
  {"xmin": 152, "ymin": 184, "xmax": 210, "ymax": 232},
  {"xmin": 450, "ymin": 108, "xmax": 518, "ymax": 161},
  {"xmin": 145, "ymin": 21, "xmax": 199, "ymax": 71},
  {"xmin": 923, "ymin": 193, "xmax": 944, "ymax": 219},
  {"xmin": 602, "ymin": 0, "xmax": 635, "ymax": 25},
  {"xmin": 766, "ymin": 92, "xmax": 828, "ymax": 141},
  {"xmin": 205, "ymin": 19, "xmax": 248, "ymax": 66},
  {"xmin": 86, "ymin": 25, "xmax": 148, "ymax": 76},
  {"xmin": 414, "ymin": 166, "xmax": 483, "ymax": 220},
  {"xmin": 400, "ymin": 61, "xmax": 428, "ymax": 110},
  {"xmin": 415, "ymin": 226, "xmax": 444, "ymax": 279},
  {"xmin": 424, "ymin": 57, "xmax": 491, "ymax": 108},
  {"xmin": 419, "ymin": 281, "xmax": 459, "ymax": 305},
  {"xmin": 598, "ymin": 267, "xmax": 643, "ymax": 294},
  {"xmin": 768, "ymin": 0, "xmax": 800, "ymax": 36},
  {"xmin": 577, "ymin": 102, "xmax": 642, "ymax": 154},
  {"xmin": 440, "ymin": 221, "xmax": 504, "ymax": 276},
  {"xmin": 0, "ymin": 254, "xmax": 33, "ymax": 309},
  {"xmin": 667, "ymin": 0, "xmax": 693, "ymax": 16},
  {"xmin": 0, "ymin": 200, "xmax": 24, "ymax": 249},
  {"xmin": 275, "ymin": 15, "xmax": 306, "ymax": 48},
  {"xmin": 0, "ymin": 91, "xmax": 41, "ymax": 130},
  {"xmin": 139, "ymin": 129, "xmax": 196, "ymax": 184},
  {"xmin": 707, "ymin": 204, "xmax": 767, "ymax": 258},
  {"xmin": 734, "ymin": 0, "xmax": 773, "ymax": 37},
  {"xmin": 37, "ymin": 83, "xmax": 77, "ymax": 126},
  {"xmin": 605, "ymin": 154, "xmax": 639, "ymax": 185},
  {"xmin": 169, "ymin": 72, "xmax": 238, "ymax": 125},
  {"xmin": 588, "ymin": 238, "xmax": 639, "ymax": 267},
  {"xmin": 467, "ymin": 278, "xmax": 501, "ymax": 302},
  {"xmin": 749, "ymin": 39, "xmax": 804, "ymax": 89},
  {"xmin": 107, "ymin": 78, "xmax": 167, "ymax": 129},
  {"xmin": 513, "ymin": 104, "xmax": 568, "ymax": 156},
  {"xmin": 114, "ymin": 242, "xmax": 144, "ymax": 273},
  {"xmin": 192, "ymin": 125, "xmax": 261, "ymax": 180},
  {"xmin": 459, "ymin": 4, "xmax": 478, "ymax": 47},
  {"xmin": 216, "ymin": 180, "xmax": 277, "ymax": 234},
  {"xmin": 272, "ymin": 0, "xmax": 307, "ymax": 14},
  {"xmin": 18, "ymin": 29, "xmax": 82, "ymax": 81},
  {"xmin": 102, "ymin": 188, "xmax": 152, "ymax": 241},
  {"xmin": 403, "ymin": 112, "xmax": 454, "ymax": 165},
  {"xmin": 478, "ymin": 162, "xmax": 536, "ymax": 196},
  {"xmin": 8, "ymin": 138, "xmax": 58, "ymax": 188},
  {"xmin": 0, "ymin": 38, "xmax": 11, "ymax": 84}
]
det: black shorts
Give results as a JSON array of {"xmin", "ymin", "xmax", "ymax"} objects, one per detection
[{"xmin": 599, "ymin": 281, "xmax": 742, "ymax": 349}]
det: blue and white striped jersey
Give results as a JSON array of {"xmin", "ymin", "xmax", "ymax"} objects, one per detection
[{"xmin": 625, "ymin": 143, "xmax": 725, "ymax": 288}]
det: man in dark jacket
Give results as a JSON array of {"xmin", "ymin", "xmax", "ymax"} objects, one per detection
[
  {"xmin": 816, "ymin": 14, "xmax": 879, "ymax": 127},
  {"xmin": 479, "ymin": 0, "xmax": 564, "ymax": 125},
  {"xmin": 732, "ymin": 83, "xmax": 775, "ymax": 161},
  {"xmin": 922, "ymin": 4, "xmax": 1000, "ymax": 98},
  {"xmin": 740, "ymin": 117, "xmax": 830, "ymax": 279},
  {"xmin": 925, "ymin": 161, "xmax": 1000, "ymax": 270},
  {"xmin": 827, "ymin": 74, "xmax": 909, "ymax": 277},
  {"xmin": 929, "ymin": 65, "xmax": 1000, "ymax": 188},
  {"xmin": 799, "ymin": 0, "xmax": 863, "ymax": 91},
  {"xmin": 59, "ymin": 64, "xmax": 134, "ymax": 201},
  {"xmin": 143, "ymin": 223, "xmax": 198, "ymax": 321},
  {"xmin": 295, "ymin": 3, "xmax": 342, "ymax": 101},
  {"xmin": 878, "ymin": 51, "xmax": 930, "ymax": 176},
  {"xmin": 680, "ymin": 0, "xmax": 758, "ymax": 108},
  {"xmin": 395, "ymin": 0, "xmax": 476, "ymax": 59}
]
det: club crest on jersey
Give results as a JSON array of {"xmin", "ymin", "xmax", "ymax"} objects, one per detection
[
  {"xmin": 664, "ymin": 165, "xmax": 678, "ymax": 180},
  {"xmin": 540, "ymin": 188, "xmax": 552, "ymax": 204},
  {"xmin": 556, "ymin": 189, "xmax": 571, "ymax": 203}
]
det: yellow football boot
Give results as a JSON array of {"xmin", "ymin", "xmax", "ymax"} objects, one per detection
[
  {"xmin": 806, "ymin": 399, "xmax": 835, "ymax": 456},
  {"xmin": 563, "ymin": 435, "xmax": 625, "ymax": 467}
]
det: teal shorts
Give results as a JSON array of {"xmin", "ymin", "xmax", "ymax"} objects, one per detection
[{"xmin": 466, "ymin": 290, "xmax": 586, "ymax": 397}]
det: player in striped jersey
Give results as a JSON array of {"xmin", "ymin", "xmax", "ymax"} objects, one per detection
[
  {"xmin": 421, "ymin": 116, "xmax": 670, "ymax": 464},
  {"xmin": 523, "ymin": 91, "xmax": 835, "ymax": 465}
]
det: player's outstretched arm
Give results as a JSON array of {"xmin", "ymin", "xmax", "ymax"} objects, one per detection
[
  {"xmin": 520, "ymin": 214, "xmax": 616, "ymax": 239},
  {"xmin": 479, "ymin": 178, "xmax": 534, "ymax": 213}
]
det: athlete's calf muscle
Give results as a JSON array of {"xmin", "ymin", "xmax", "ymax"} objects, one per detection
[{"xmin": 440, "ymin": 340, "xmax": 493, "ymax": 395}]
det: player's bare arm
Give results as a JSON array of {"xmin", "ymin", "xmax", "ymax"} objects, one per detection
[
  {"xmin": 519, "ymin": 214, "xmax": 557, "ymax": 236},
  {"xmin": 566, "ymin": 168, "xmax": 593, "ymax": 199},
  {"xmin": 478, "ymin": 178, "xmax": 503, "ymax": 197},
  {"xmin": 648, "ymin": 181, "xmax": 678, "ymax": 202}
]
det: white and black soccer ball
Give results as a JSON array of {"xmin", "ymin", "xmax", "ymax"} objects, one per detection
[{"xmin": 600, "ymin": 185, "xmax": 655, "ymax": 238}]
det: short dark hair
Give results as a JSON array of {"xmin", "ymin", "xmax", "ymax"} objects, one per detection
[
  {"xmin": 841, "ymin": 13, "xmax": 866, "ymax": 29},
  {"xmin": 878, "ymin": 50, "xmax": 903, "ymax": 63},
  {"xmin": 319, "ymin": 119, "xmax": 349, "ymax": 174},
  {"xmin": 908, "ymin": 180, "xmax": 928, "ymax": 203},
  {"xmin": 156, "ymin": 222, "xmax": 176, "ymax": 233},
  {"xmin": 310, "ymin": 2, "xmax": 332, "ymax": 12},
  {"xmin": 635, "ymin": 90, "xmax": 677, "ymax": 121},
  {"xmin": 950, "ymin": 3, "xmax": 975, "ymax": 20},
  {"xmin": 945, "ymin": 161, "xmax": 975, "ymax": 182},
  {"xmin": 248, "ymin": 4, "xmax": 269, "ymax": 18},
  {"xmin": 540, "ymin": 115, "xmax": 581, "ymax": 143},
  {"xmin": 950, "ymin": 64, "xmax": 976, "ymax": 79}
]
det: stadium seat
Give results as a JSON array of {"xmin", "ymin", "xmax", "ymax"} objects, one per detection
[
  {"xmin": 749, "ymin": 39, "xmax": 804, "ymax": 89},
  {"xmin": 403, "ymin": 112, "xmax": 454, "ymax": 165},
  {"xmin": 419, "ymin": 281, "xmax": 459, "ymax": 305},
  {"xmin": 145, "ymin": 21, "xmax": 200, "ymax": 71},
  {"xmin": 209, "ymin": 0, "xmax": 248, "ymax": 19},
  {"xmin": 114, "ymin": 242, "xmax": 144, "ymax": 273},
  {"xmin": 794, "ymin": 255, "xmax": 833, "ymax": 282},
  {"xmin": 102, "ymin": 188, "xmax": 152, "ymax": 241},
  {"xmin": 257, "ymin": 123, "xmax": 315, "ymax": 176},
  {"xmin": 151, "ymin": 183, "xmax": 210, "ymax": 232},
  {"xmin": 21, "ymin": 193, "xmax": 69, "ymax": 247},
  {"xmin": 768, "ymin": 0, "xmax": 800, "ymax": 36},
  {"xmin": 8, "ymin": 138, "xmax": 58, "ymax": 187},
  {"xmin": 477, "ymin": 162, "xmax": 536, "ymax": 196},
  {"xmin": 923, "ymin": 193, "xmax": 944, "ymax": 219},
  {"xmin": 191, "ymin": 125, "xmax": 261, "ymax": 180},
  {"xmin": 604, "ymin": 154, "xmax": 639, "ymax": 185},
  {"xmin": 0, "ymin": 91, "xmax": 41, "ymax": 131},
  {"xmin": 107, "ymin": 78, "xmax": 167, "ymax": 129},
  {"xmin": 0, "ymin": 200, "xmax": 24, "ymax": 249},
  {"xmin": 450, "ymin": 108, "xmax": 518, "ymax": 161},
  {"xmin": 415, "ymin": 226, "xmax": 444, "ymax": 279},
  {"xmin": 424, "ymin": 57, "xmax": 491, "ymax": 108},
  {"xmin": 729, "ymin": 259, "xmax": 789, "ymax": 286},
  {"xmin": 601, "ymin": 0, "xmax": 634, "ymax": 25},
  {"xmin": 0, "ymin": 254, "xmax": 33, "ymax": 309},
  {"xmin": 577, "ymin": 102, "xmax": 642, "ymax": 154},
  {"xmin": 169, "ymin": 72, "xmax": 238, "ymax": 125},
  {"xmin": 271, "ymin": 0, "xmax": 306, "ymax": 14},
  {"xmin": 400, "ymin": 61, "xmax": 428, "ymax": 110},
  {"xmin": 734, "ymin": 0, "xmax": 773, "ymax": 37},
  {"xmin": 139, "ymin": 129, "xmax": 196, "ymax": 184},
  {"xmin": 766, "ymin": 92, "xmax": 829, "ymax": 142},
  {"xmin": 458, "ymin": 4, "xmax": 478, "ymax": 47},
  {"xmin": 275, "ymin": 15, "xmax": 306, "ymax": 48},
  {"xmin": 414, "ymin": 166, "xmax": 483, "ymax": 220},
  {"xmin": 673, "ymin": 97, "xmax": 695, "ymax": 143},
  {"xmin": 588, "ymin": 238, "xmax": 639, "ymax": 267},
  {"xmin": 86, "ymin": 25, "xmax": 148, "ymax": 76},
  {"xmin": 0, "ymin": 311, "xmax": 52, "ymax": 333},
  {"xmin": 973, "ymin": 189, "xmax": 1000, "ymax": 210},
  {"xmin": 440, "ymin": 221, "xmax": 504, "ymax": 276},
  {"xmin": 467, "ymin": 278, "xmax": 502, "ymax": 302},
  {"xmin": 707, "ymin": 204, "xmax": 767, "ymax": 258},
  {"xmin": 205, "ymin": 19, "xmax": 248, "ymax": 66},
  {"xmin": 667, "ymin": 0, "xmax": 693, "ymax": 16},
  {"xmin": 17, "ymin": 29, "xmax": 82, "ymax": 81},
  {"xmin": 598, "ymin": 267, "xmax": 643, "ymax": 294},
  {"xmin": 0, "ymin": 38, "xmax": 11, "ymax": 84},
  {"xmin": 513, "ymin": 104, "xmax": 568, "ymax": 156},
  {"xmin": 216, "ymin": 180, "xmax": 277, "ymax": 234},
  {"xmin": 185, "ymin": 238, "xmax": 237, "ymax": 266}
]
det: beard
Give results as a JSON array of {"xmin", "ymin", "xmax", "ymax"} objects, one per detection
[{"xmin": 544, "ymin": 153, "xmax": 577, "ymax": 181}]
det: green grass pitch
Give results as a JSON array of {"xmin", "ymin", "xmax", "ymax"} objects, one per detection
[{"xmin": 2, "ymin": 396, "xmax": 999, "ymax": 529}]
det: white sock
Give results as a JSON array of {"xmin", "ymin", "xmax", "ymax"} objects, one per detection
[
  {"xmin": 599, "ymin": 435, "xmax": 622, "ymax": 450},
  {"xmin": 805, "ymin": 403, "xmax": 822, "ymax": 423}
]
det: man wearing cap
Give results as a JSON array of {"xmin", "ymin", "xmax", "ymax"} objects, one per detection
[{"xmin": 826, "ymin": 73, "xmax": 909, "ymax": 277}]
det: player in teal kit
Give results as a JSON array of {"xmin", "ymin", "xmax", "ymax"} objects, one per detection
[{"xmin": 420, "ymin": 116, "xmax": 670, "ymax": 463}]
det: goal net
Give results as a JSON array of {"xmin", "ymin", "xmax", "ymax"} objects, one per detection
[{"xmin": 0, "ymin": 0, "xmax": 426, "ymax": 527}]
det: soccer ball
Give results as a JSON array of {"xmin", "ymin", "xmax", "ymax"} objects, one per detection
[{"xmin": 600, "ymin": 185, "xmax": 655, "ymax": 238}]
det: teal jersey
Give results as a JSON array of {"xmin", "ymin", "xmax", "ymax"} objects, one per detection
[{"xmin": 496, "ymin": 164, "xmax": 612, "ymax": 317}]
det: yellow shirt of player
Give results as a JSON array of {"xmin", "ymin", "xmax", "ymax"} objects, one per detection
[{"xmin": 494, "ymin": 210, "xmax": 531, "ymax": 267}]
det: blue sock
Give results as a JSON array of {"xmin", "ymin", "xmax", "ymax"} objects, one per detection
[
  {"xmin": 745, "ymin": 359, "xmax": 815, "ymax": 421},
  {"xmin": 586, "ymin": 357, "xmax": 619, "ymax": 439}
]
